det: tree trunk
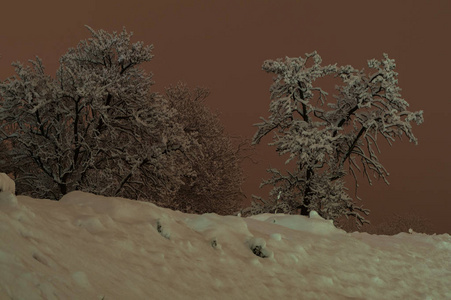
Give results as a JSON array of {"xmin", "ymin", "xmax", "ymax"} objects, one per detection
[
  {"xmin": 299, "ymin": 167, "xmax": 313, "ymax": 216},
  {"xmin": 58, "ymin": 182, "xmax": 67, "ymax": 197}
]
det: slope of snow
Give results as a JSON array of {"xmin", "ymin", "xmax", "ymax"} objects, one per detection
[{"xmin": 0, "ymin": 191, "xmax": 450, "ymax": 299}]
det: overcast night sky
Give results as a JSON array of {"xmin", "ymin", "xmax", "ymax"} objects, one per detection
[{"xmin": 0, "ymin": 0, "xmax": 449, "ymax": 233}]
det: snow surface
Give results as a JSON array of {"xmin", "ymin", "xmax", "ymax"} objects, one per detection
[{"xmin": 0, "ymin": 191, "xmax": 450, "ymax": 299}]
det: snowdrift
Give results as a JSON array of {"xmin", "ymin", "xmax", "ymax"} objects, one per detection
[{"xmin": 0, "ymin": 191, "xmax": 450, "ymax": 299}]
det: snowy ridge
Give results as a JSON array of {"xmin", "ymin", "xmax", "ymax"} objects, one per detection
[{"xmin": 0, "ymin": 191, "xmax": 450, "ymax": 299}]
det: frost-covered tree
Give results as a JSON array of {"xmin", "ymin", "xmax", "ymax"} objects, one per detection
[
  {"xmin": 0, "ymin": 26, "xmax": 198, "ymax": 201},
  {"xmin": 164, "ymin": 83, "xmax": 245, "ymax": 215},
  {"xmin": 251, "ymin": 52, "xmax": 423, "ymax": 226}
]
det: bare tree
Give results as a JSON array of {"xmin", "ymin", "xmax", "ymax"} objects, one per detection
[
  {"xmin": 0, "ymin": 26, "xmax": 198, "ymax": 201},
  {"xmin": 251, "ymin": 52, "xmax": 423, "ymax": 226},
  {"xmin": 164, "ymin": 83, "xmax": 244, "ymax": 215}
]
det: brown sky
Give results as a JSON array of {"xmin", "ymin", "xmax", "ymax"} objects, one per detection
[{"xmin": 1, "ymin": 0, "xmax": 450, "ymax": 233}]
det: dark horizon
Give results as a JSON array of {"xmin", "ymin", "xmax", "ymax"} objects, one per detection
[{"xmin": 1, "ymin": 0, "xmax": 449, "ymax": 233}]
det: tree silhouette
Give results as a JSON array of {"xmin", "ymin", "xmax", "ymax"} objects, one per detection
[{"xmin": 0, "ymin": 27, "xmax": 197, "ymax": 201}]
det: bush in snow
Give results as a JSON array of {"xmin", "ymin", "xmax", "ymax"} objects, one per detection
[
  {"xmin": 164, "ymin": 83, "xmax": 245, "ymax": 215},
  {"xmin": 0, "ymin": 26, "xmax": 201, "ymax": 201},
  {"xmin": 250, "ymin": 52, "xmax": 423, "ymax": 227}
]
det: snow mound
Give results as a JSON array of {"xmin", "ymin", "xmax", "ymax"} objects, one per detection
[{"xmin": 0, "ymin": 173, "xmax": 15, "ymax": 194}]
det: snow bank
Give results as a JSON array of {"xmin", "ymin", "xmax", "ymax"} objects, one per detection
[
  {"xmin": 248, "ymin": 210, "xmax": 344, "ymax": 236},
  {"xmin": 0, "ymin": 191, "xmax": 450, "ymax": 299}
]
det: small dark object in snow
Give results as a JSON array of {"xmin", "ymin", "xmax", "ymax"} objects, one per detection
[
  {"xmin": 156, "ymin": 220, "xmax": 170, "ymax": 239},
  {"xmin": 252, "ymin": 245, "xmax": 267, "ymax": 258}
]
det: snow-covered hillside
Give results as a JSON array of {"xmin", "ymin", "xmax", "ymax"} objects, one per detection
[{"xmin": 0, "ymin": 191, "xmax": 449, "ymax": 299}]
